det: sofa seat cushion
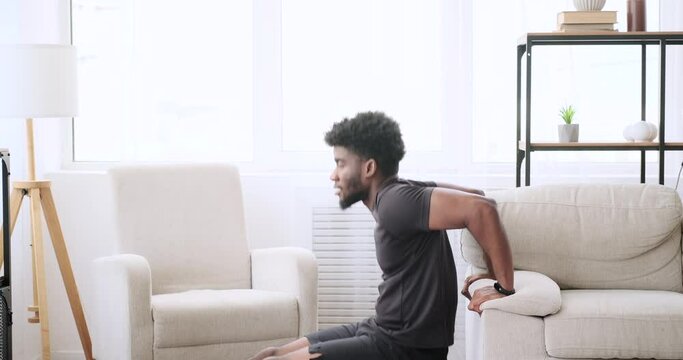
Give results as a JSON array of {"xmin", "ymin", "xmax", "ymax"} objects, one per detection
[
  {"xmin": 545, "ymin": 289, "xmax": 683, "ymax": 359},
  {"xmin": 152, "ymin": 289, "xmax": 299, "ymax": 348}
]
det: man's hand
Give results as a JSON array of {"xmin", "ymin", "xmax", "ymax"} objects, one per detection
[
  {"xmin": 248, "ymin": 346, "xmax": 277, "ymax": 360},
  {"xmin": 467, "ymin": 285, "xmax": 506, "ymax": 315},
  {"xmin": 460, "ymin": 273, "xmax": 495, "ymax": 300}
]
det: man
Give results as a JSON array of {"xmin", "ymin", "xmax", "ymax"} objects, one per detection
[{"xmin": 250, "ymin": 112, "xmax": 514, "ymax": 360}]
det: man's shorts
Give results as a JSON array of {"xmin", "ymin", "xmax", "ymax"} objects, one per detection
[{"xmin": 305, "ymin": 317, "xmax": 448, "ymax": 360}]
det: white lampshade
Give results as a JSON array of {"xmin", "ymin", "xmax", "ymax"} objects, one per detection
[{"xmin": 0, "ymin": 44, "xmax": 78, "ymax": 118}]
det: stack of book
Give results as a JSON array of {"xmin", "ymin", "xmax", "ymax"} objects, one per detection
[{"xmin": 556, "ymin": 11, "xmax": 617, "ymax": 32}]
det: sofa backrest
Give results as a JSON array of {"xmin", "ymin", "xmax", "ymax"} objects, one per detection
[
  {"xmin": 108, "ymin": 164, "xmax": 251, "ymax": 295},
  {"xmin": 461, "ymin": 184, "xmax": 683, "ymax": 292}
]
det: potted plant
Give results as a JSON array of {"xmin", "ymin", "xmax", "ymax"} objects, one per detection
[{"xmin": 558, "ymin": 105, "xmax": 579, "ymax": 142}]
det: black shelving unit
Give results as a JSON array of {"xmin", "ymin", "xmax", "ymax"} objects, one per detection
[
  {"xmin": 0, "ymin": 149, "xmax": 11, "ymax": 360},
  {"xmin": 516, "ymin": 32, "xmax": 683, "ymax": 187}
]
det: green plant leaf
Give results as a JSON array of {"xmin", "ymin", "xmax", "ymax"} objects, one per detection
[{"xmin": 559, "ymin": 105, "xmax": 576, "ymax": 124}]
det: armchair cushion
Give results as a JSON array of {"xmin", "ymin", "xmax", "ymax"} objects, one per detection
[
  {"xmin": 152, "ymin": 289, "xmax": 299, "ymax": 349},
  {"xmin": 468, "ymin": 270, "xmax": 561, "ymax": 317},
  {"xmin": 545, "ymin": 289, "xmax": 683, "ymax": 359}
]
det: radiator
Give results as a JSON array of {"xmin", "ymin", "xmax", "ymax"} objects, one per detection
[{"xmin": 312, "ymin": 205, "xmax": 381, "ymax": 329}]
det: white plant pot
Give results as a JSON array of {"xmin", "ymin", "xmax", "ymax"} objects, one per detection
[
  {"xmin": 558, "ymin": 124, "xmax": 579, "ymax": 143},
  {"xmin": 573, "ymin": 0, "xmax": 606, "ymax": 11}
]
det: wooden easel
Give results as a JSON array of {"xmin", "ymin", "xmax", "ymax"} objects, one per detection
[{"xmin": 0, "ymin": 118, "xmax": 93, "ymax": 360}]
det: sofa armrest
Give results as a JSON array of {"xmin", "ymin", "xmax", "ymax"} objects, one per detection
[
  {"xmin": 468, "ymin": 270, "xmax": 561, "ymax": 316},
  {"xmin": 93, "ymin": 254, "xmax": 153, "ymax": 360},
  {"xmin": 251, "ymin": 247, "xmax": 318, "ymax": 336}
]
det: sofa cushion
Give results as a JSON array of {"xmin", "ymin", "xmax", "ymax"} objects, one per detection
[
  {"xmin": 461, "ymin": 184, "xmax": 683, "ymax": 291},
  {"xmin": 152, "ymin": 289, "xmax": 299, "ymax": 348},
  {"xmin": 545, "ymin": 289, "xmax": 683, "ymax": 359},
  {"xmin": 467, "ymin": 270, "xmax": 561, "ymax": 316}
]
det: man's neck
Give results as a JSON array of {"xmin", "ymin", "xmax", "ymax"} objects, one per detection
[{"xmin": 363, "ymin": 175, "xmax": 396, "ymax": 211}]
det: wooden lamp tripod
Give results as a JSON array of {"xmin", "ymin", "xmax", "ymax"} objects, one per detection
[{"xmin": 0, "ymin": 45, "xmax": 93, "ymax": 360}]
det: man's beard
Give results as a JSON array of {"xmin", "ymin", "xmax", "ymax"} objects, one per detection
[{"xmin": 339, "ymin": 176, "xmax": 368, "ymax": 210}]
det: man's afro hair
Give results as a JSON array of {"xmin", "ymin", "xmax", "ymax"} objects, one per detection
[{"xmin": 325, "ymin": 111, "xmax": 405, "ymax": 177}]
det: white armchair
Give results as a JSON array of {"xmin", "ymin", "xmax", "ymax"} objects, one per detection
[{"xmin": 92, "ymin": 164, "xmax": 317, "ymax": 360}]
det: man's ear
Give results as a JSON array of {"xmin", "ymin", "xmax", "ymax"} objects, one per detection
[{"xmin": 363, "ymin": 158, "xmax": 377, "ymax": 179}]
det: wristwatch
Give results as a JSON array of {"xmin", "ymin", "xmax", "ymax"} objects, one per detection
[{"xmin": 494, "ymin": 282, "xmax": 516, "ymax": 296}]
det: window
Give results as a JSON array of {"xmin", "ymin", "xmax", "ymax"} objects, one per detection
[
  {"xmin": 71, "ymin": 0, "xmax": 459, "ymax": 171},
  {"xmin": 71, "ymin": 0, "xmax": 679, "ymax": 177},
  {"xmin": 281, "ymin": 0, "xmax": 444, "ymax": 153},
  {"xmin": 71, "ymin": 0, "xmax": 253, "ymax": 162}
]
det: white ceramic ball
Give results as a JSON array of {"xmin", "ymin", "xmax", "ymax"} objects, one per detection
[
  {"xmin": 626, "ymin": 121, "xmax": 658, "ymax": 142},
  {"xmin": 645, "ymin": 122, "xmax": 658, "ymax": 141},
  {"xmin": 631, "ymin": 122, "xmax": 651, "ymax": 141},
  {"xmin": 623, "ymin": 125, "xmax": 635, "ymax": 142}
]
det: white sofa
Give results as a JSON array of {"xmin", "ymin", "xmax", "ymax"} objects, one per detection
[
  {"xmin": 92, "ymin": 164, "xmax": 317, "ymax": 360},
  {"xmin": 461, "ymin": 183, "xmax": 683, "ymax": 360}
]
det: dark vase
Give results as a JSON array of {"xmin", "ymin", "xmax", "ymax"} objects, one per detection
[{"xmin": 627, "ymin": 0, "xmax": 647, "ymax": 32}]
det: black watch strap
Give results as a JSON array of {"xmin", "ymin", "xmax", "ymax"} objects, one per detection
[{"xmin": 494, "ymin": 282, "xmax": 516, "ymax": 296}]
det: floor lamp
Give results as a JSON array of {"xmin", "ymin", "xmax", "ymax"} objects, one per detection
[{"xmin": 0, "ymin": 44, "xmax": 93, "ymax": 360}]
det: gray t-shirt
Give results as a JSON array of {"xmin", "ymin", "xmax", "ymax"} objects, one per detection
[{"xmin": 371, "ymin": 177, "xmax": 457, "ymax": 348}]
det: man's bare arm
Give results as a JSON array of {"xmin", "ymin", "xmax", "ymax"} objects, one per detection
[
  {"xmin": 434, "ymin": 182, "xmax": 485, "ymax": 196},
  {"xmin": 428, "ymin": 188, "xmax": 514, "ymax": 291}
]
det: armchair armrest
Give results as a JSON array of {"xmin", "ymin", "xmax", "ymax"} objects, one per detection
[
  {"xmin": 251, "ymin": 247, "xmax": 318, "ymax": 336},
  {"xmin": 93, "ymin": 254, "xmax": 153, "ymax": 360},
  {"xmin": 468, "ymin": 270, "xmax": 561, "ymax": 317}
]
